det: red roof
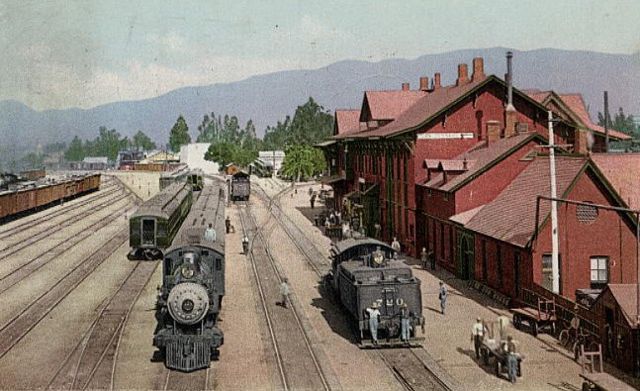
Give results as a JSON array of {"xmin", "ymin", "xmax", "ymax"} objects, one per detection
[
  {"xmin": 464, "ymin": 156, "xmax": 588, "ymax": 247},
  {"xmin": 526, "ymin": 91, "xmax": 631, "ymax": 141},
  {"xmin": 361, "ymin": 90, "xmax": 427, "ymax": 122},
  {"xmin": 604, "ymin": 284, "xmax": 639, "ymax": 328},
  {"xmin": 358, "ymin": 77, "xmax": 488, "ymax": 139},
  {"xmin": 423, "ymin": 133, "xmax": 542, "ymax": 191},
  {"xmin": 334, "ymin": 109, "xmax": 362, "ymax": 135},
  {"xmin": 592, "ymin": 153, "xmax": 640, "ymax": 210}
]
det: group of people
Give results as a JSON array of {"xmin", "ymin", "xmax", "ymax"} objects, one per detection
[
  {"xmin": 471, "ymin": 317, "xmax": 519, "ymax": 383},
  {"xmin": 365, "ymin": 301, "xmax": 414, "ymax": 346}
]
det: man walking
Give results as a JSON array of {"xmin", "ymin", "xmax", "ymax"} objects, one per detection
[
  {"xmin": 438, "ymin": 281, "xmax": 447, "ymax": 315},
  {"xmin": 420, "ymin": 247, "xmax": 428, "ymax": 269},
  {"xmin": 279, "ymin": 278, "xmax": 290, "ymax": 308},
  {"xmin": 241, "ymin": 234, "xmax": 249, "ymax": 254},
  {"xmin": 366, "ymin": 302, "xmax": 381, "ymax": 345},
  {"xmin": 471, "ymin": 317, "xmax": 487, "ymax": 359},
  {"xmin": 391, "ymin": 237, "xmax": 401, "ymax": 259}
]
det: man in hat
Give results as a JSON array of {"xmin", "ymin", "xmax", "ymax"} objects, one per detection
[
  {"xmin": 438, "ymin": 281, "xmax": 447, "ymax": 315},
  {"xmin": 366, "ymin": 302, "xmax": 381, "ymax": 345},
  {"xmin": 400, "ymin": 303, "xmax": 411, "ymax": 344},
  {"xmin": 225, "ymin": 216, "xmax": 231, "ymax": 234},
  {"xmin": 471, "ymin": 317, "xmax": 487, "ymax": 359}
]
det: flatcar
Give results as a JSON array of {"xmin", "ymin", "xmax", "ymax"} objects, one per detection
[
  {"xmin": 128, "ymin": 182, "xmax": 192, "ymax": 260},
  {"xmin": 153, "ymin": 183, "xmax": 226, "ymax": 372},
  {"xmin": 325, "ymin": 237, "xmax": 424, "ymax": 346},
  {"xmin": 229, "ymin": 170, "xmax": 250, "ymax": 202}
]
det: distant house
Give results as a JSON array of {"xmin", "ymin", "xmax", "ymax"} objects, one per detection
[
  {"xmin": 117, "ymin": 150, "xmax": 145, "ymax": 170},
  {"xmin": 69, "ymin": 156, "xmax": 109, "ymax": 171},
  {"xmin": 258, "ymin": 150, "xmax": 285, "ymax": 174}
]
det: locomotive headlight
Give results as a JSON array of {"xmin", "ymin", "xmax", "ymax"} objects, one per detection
[
  {"xmin": 181, "ymin": 266, "xmax": 194, "ymax": 279},
  {"xmin": 182, "ymin": 299, "xmax": 194, "ymax": 313}
]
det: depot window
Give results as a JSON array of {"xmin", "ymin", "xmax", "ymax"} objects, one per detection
[{"xmin": 590, "ymin": 256, "xmax": 608, "ymax": 288}]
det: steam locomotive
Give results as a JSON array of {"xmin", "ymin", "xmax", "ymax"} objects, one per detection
[{"xmin": 153, "ymin": 183, "xmax": 226, "ymax": 372}]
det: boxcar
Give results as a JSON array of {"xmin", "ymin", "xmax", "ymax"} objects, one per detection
[
  {"xmin": 153, "ymin": 183, "xmax": 226, "ymax": 372},
  {"xmin": 129, "ymin": 182, "xmax": 193, "ymax": 260}
]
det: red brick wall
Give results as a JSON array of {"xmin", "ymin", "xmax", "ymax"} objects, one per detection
[
  {"xmin": 454, "ymin": 139, "xmax": 540, "ymax": 213},
  {"xmin": 532, "ymin": 169, "xmax": 639, "ymax": 300}
]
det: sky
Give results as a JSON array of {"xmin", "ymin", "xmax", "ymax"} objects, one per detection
[{"xmin": 1, "ymin": 0, "xmax": 639, "ymax": 110}]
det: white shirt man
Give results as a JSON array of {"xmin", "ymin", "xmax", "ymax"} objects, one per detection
[{"xmin": 204, "ymin": 224, "xmax": 217, "ymax": 242}]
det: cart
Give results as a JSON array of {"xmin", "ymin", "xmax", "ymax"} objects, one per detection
[
  {"xmin": 578, "ymin": 344, "xmax": 635, "ymax": 391},
  {"xmin": 511, "ymin": 297, "xmax": 557, "ymax": 336},
  {"xmin": 479, "ymin": 339, "xmax": 523, "ymax": 379}
]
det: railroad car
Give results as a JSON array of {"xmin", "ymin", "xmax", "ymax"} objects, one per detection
[
  {"xmin": 159, "ymin": 167, "xmax": 204, "ymax": 191},
  {"xmin": 325, "ymin": 237, "xmax": 424, "ymax": 346},
  {"xmin": 128, "ymin": 182, "xmax": 193, "ymax": 260},
  {"xmin": 153, "ymin": 183, "xmax": 226, "ymax": 372},
  {"xmin": 229, "ymin": 170, "xmax": 250, "ymax": 202},
  {"xmin": 0, "ymin": 173, "xmax": 101, "ymax": 221}
]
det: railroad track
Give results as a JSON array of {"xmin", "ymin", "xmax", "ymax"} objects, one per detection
[
  {"xmin": 0, "ymin": 191, "xmax": 131, "ymax": 257},
  {"xmin": 253, "ymin": 182, "xmax": 457, "ymax": 391},
  {"xmin": 0, "ymin": 227, "xmax": 130, "ymax": 360},
  {"xmin": 0, "ymin": 203, "xmax": 136, "ymax": 295},
  {"xmin": 237, "ymin": 200, "xmax": 335, "ymax": 391},
  {"xmin": 46, "ymin": 260, "xmax": 159, "ymax": 390},
  {"xmin": 162, "ymin": 367, "xmax": 210, "ymax": 391},
  {"xmin": 0, "ymin": 181, "xmax": 120, "ymax": 240}
]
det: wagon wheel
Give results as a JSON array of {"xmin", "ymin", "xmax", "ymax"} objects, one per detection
[
  {"xmin": 513, "ymin": 314, "xmax": 521, "ymax": 329},
  {"xmin": 531, "ymin": 320, "xmax": 538, "ymax": 337}
]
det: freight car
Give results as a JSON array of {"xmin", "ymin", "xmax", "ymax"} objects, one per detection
[
  {"xmin": 325, "ymin": 237, "xmax": 424, "ymax": 346},
  {"xmin": 229, "ymin": 170, "xmax": 250, "ymax": 202},
  {"xmin": 128, "ymin": 182, "xmax": 192, "ymax": 260},
  {"xmin": 0, "ymin": 173, "xmax": 101, "ymax": 221},
  {"xmin": 153, "ymin": 183, "xmax": 226, "ymax": 372}
]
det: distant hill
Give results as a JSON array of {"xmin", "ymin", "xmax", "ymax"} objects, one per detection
[{"xmin": 1, "ymin": 47, "xmax": 638, "ymax": 148}]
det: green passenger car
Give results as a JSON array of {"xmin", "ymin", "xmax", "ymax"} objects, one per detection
[{"xmin": 128, "ymin": 182, "xmax": 193, "ymax": 260}]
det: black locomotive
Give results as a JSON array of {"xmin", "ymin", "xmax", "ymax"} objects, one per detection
[
  {"xmin": 325, "ymin": 237, "xmax": 424, "ymax": 346},
  {"xmin": 153, "ymin": 183, "xmax": 226, "ymax": 372},
  {"xmin": 229, "ymin": 170, "xmax": 250, "ymax": 202}
]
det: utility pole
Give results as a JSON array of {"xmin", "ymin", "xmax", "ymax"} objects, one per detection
[
  {"xmin": 548, "ymin": 110, "xmax": 560, "ymax": 294},
  {"xmin": 604, "ymin": 91, "xmax": 610, "ymax": 152}
]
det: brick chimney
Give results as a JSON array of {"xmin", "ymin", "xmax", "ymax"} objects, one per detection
[
  {"xmin": 471, "ymin": 57, "xmax": 485, "ymax": 81},
  {"xmin": 486, "ymin": 120, "xmax": 501, "ymax": 144},
  {"xmin": 456, "ymin": 63, "xmax": 468, "ymax": 86},
  {"xmin": 419, "ymin": 77, "xmax": 429, "ymax": 91},
  {"xmin": 401, "ymin": 82, "xmax": 410, "ymax": 91},
  {"xmin": 504, "ymin": 52, "xmax": 517, "ymax": 138},
  {"xmin": 433, "ymin": 73, "xmax": 441, "ymax": 90}
]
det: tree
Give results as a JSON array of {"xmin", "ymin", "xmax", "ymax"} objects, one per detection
[
  {"xmin": 64, "ymin": 136, "xmax": 85, "ymax": 161},
  {"xmin": 132, "ymin": 130, "xmax": 157, "ymax": 151},
  {"xmin": 280, "ymin": 144, "xmax": 325, "ymax": 182},
  {"xmin": 598, "ymin": 107, "xmax": 637, "ymax": 136},
  {"xmin": 21, "ymin": 152, "xmax": 44, "ymax": 169},
  {"xmin": 169, "ymin": 115, "xmax": 191, "ymax": 152}
]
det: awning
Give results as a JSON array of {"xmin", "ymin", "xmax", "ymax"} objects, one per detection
[
  {"xmin": 320, "ymin": 174, "xmax": 346, "ymax": 185},
  {"xmin": 315, "ymin": 140, "xmax": 337, "ymax": 147}
]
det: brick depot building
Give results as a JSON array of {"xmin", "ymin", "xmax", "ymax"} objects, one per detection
[{"xmin": 320, "ymin": 55, "xmax": 636, "ymax": 303}]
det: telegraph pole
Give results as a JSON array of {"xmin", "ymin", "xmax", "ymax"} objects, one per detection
[{"xmin": 548, "ymin": 110, "xmax": 560, "ymax": 294}]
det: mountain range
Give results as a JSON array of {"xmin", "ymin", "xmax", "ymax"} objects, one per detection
[{"xmin": 1, "ymin": 47, "xmax": 638, "ymax": 149}]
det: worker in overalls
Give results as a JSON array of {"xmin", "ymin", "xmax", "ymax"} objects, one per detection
[{"xmin": 400, "ymin": 303, "xmax": 411, "ymax": 344}]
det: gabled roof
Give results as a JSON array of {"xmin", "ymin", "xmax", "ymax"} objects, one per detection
[
  {"xmin": 360, "ymin": 90, "xmax": 427, "ymax": 122},
  {"xmin": 592, "ymin": 153, "xmax": 640, "ymax": 210},
  {"xmin": 464, "ymin": 156, "xmax": 588, "ymax": 247},
  {"xmin": 527, "ymin": 91, "xmax": 631, "ymax": 141},
  {"xmin": 334, "ymin": 109, "xmax": 362, "ymax": 135},
  {"xmin": 598, "ymin": 284, "xmax": 639, "ymax": 328},
  {"xmin": 423, "ymin": 133, "xmax": 544, "ymax": 191}
]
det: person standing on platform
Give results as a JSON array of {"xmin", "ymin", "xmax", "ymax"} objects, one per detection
[
  {"xmin": 420, "ymin": 247, "xmax": 428, "ymax": 269},
  {"xmin": 506, "ymin": 335, "xmax": 518, "ymax": 384},
  {"xmin": 366, "ymin": 302, "xmax": 381, "ymax": 345},
  {"xmin": 225, "ymin": 216, "xmax": 231, "ymax": 234},
  {"xmin": 400, "ymin": 303, "xmax": 411, "ymax": 344},
  {"xmin": 310, "ymin": 193, "xmax": 316, "ymax": 209},
  {"xmin": 204, "ymin": 223, "xmax": 217, "ymax": 242},
  {"xmin": 242, "ymin": 235, "xmax": 249, "ymax": 254},
  {"xmin": 391, "ymin": 237, "xmax": 401, "ymax": 259},
  {"xmin": 438, "ymin": 281, "xmax": 447, "ymax": 315},
  {"xmin": 471, "ymin": 317, "xmax": 487, "ymax": 359}
]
